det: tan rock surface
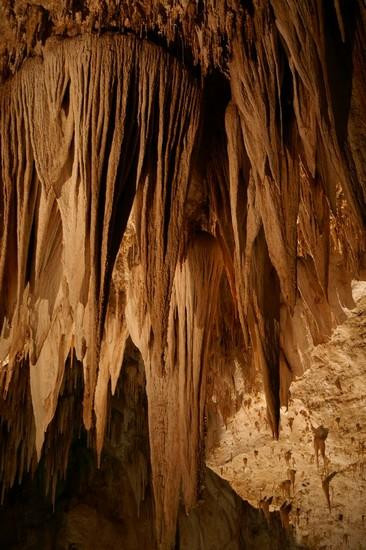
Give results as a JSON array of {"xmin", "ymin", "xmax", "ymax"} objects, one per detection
[{"xmin": 208, "ymin": 283, "xmax": 366, "ymax": 549}]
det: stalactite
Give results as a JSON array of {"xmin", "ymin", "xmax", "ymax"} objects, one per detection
[
  {"xmin": 225, "ymin": 0, "xmax": 365, "ymax": 424},
  {"xmin": 271, "ymin": 0, "xmax": 366, "ymax": 226},
  {"xmin": 322, "ymin": 471, "xmax": 338, "ymax": 512},
  {"xmin": 0, "ymin": 358, "xmax": 36, "ymax": 502},
  {"xmin": 0, "ymin": 3, "xmax": 365, "ymax": 549},
  {"xmin": 0, "ymin": 34, "xmax": 201, "ymax": 547},
  {"xmin": 0, "ymin": 32, "xmax": 200, "ymax": 441},
  {"xmin": 132, "ymin": 49, "xmax": 201, "ymax": 378},
  {"xmin": 173, "ymin": 232, "xmax": 223, "ymax": 509},
  {"xmin": 230, "ymin": 4, "xmax": 300, "ymax": 312},
  {"xmin": 125, "ymin": 229, "xmax": 223, "ymax": 549}
]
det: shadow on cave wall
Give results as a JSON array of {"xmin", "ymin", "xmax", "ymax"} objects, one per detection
[{"xmin": 0, "ymin": 339, "xmax": 302, "ymax": 550}]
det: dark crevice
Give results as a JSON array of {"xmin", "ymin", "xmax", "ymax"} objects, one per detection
[
  {"xmin": 323, "ymin": 0, "xmax": 357, "ymax": 146},
  {"xmin": 61, "ymin": 79, "xmax": 71, "ymax": 117}
]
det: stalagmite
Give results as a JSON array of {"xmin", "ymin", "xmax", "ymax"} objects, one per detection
[
  {"xmin": 288, "ymin": 468, "xmax": 296, "ymax": 492},
  {"xmin": 312, "ymin": 425, "xmax": 329, "ymax": 468}
]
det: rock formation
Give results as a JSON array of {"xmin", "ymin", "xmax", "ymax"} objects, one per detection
[{"xmin": 0, "ymin": 1, "xmax": 365, "ymax": 549}]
